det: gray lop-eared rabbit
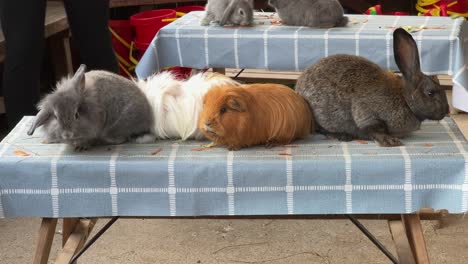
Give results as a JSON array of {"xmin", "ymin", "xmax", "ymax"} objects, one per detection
[
  {"xmin": 27, "ymin": 64, "xmax": 154, "ymax": 150},
  {"xmin": 201, "ymin": 0, "xmax": 254, "ymax": 26},
  {"xmin": 268, "ymin": 0, "xmax": 348, "ymax": 28},
  {"xmin": 295, "ymin": 28, "xmax": 449, "ymax": 147}
]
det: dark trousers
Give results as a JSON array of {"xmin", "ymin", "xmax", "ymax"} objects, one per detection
[{"xmin": 0, "ymin": 0, "xmax": 118, "ymax": 128}]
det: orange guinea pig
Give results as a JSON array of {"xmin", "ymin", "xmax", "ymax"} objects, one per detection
[{"xmin": 198, "ymin": 83, "xmax": 313, "ymax": 150}]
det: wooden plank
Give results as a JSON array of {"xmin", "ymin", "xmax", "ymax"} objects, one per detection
[
  {"xmin": 403, "ymin": 214, "xmax": 430, "ymax": 264},
  {"xmin": 62, "ymin": 218, "xmax": 80, "ymax": 247},
  {"xmin": 388, "ymin": 220, "xmax": 416, "ymax": 264},
  {"xmin": 55, "ymin": 218, "xmax": 97, "ymax": 264},
  {"xmin": 33, "ymin": 218, "xmax": 58, "ymax": 264}
]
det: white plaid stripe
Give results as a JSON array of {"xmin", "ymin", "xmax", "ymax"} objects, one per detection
[
  {"xmin": 386, "ymin": 16, "xmax": 401, "ymax": 70},
  {"xmin": 234, "ymin": 29, "xmax": 240, "ymax": 69},
  {"xmin": 160, "ymin": 33, "xmax": 462, "ymax": 41},
  {"xmin": 204, "ymin": 27, "xmax": 210, "ymax": 67},
  {"xmin": 354, "ymin": 15, "xmax": 371, "ymax": 56},
  {"xmin": 51, "ymin": 144, "xmax": 66, "ymax": 217},
  {"xmin": 400, "ymin": 146, "xmax": 413, "ymax": 213},
  {"xmin": 168, "ymin": 143, "xmax": 179, "ymax": 216},
  {"xmin": 285, "ymin": 147, "xmax": 294, "ymax": 214},
  {"xmin": 109, "ymin": 145, "xmax": 122, "ymax": 216},
  {"xmin": 441, "ymin": 120, "xmax": 468, "ymax": 211},
  {"xmin": 294, "ymin": 26, "xmax": 304, "ymax": 71},
  {"xmin": 417, "ymin": 17, "xmax": 430, "ymax": 65},
  {"xmin": 150, "ymin": 43, "xmax": 160, "ymax": 74},
  {"xmin": 323, "ymin": 28, "xmax": 331, "ymax": 57},
  {"xmin": 175, "ymin": 25, "xmax": 184, "ymax": 67},
  {"xmin": 342, "ymin": 142, "xmax": 352, "ymax": 213},
  {"xmin": 263, "ymin": 25, "xmax": 274, "ymax": 69},
  {"xmin": 449, "ymin": 18, "xmax": 463, "ymax": 75},
  {"xmin": 0, "ymin": 119, "xmax": 29, "ymax": 218},
  {"xmin": 227, "ymin": 151, "xmax": 235, "ymax": 215}
]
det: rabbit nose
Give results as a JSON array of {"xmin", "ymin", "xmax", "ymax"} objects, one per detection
[{"xmin": 62, "ymin": 131, "xmax": 73, "ymax": 139}]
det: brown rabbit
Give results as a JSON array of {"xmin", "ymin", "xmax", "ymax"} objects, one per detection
[
  {"xmin": 295, "ymin": 28, "xmax": 449, "ymax": 147},
  {"xmin": 198, "ymin": 83, "xmax": 313, "ymax": 150}
]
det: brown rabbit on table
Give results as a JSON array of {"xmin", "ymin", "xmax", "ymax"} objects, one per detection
[
  {"xmin": 198, "ymin": 83, "xmax": 313, "ymax": 150},
  {"xmin": 295, "ymin": 28, "xmax": 449, "ymax": 147}
]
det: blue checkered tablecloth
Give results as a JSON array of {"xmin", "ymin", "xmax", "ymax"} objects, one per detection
[
  {"xmin": 135, "ymin": 12, "xmax": 468, "ymax": 112},
  {"xmin": 0, "ymin": 117, "xmax": 467, "ymax": 218}
]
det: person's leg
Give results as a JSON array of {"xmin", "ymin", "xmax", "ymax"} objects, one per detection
[
  {"xmin": 1, "ymin": 0, "xmax": 47, "ymax": 128},
  {"xmin": 63, "ymin": 0, "xmax": 118, "ymax": 73}
]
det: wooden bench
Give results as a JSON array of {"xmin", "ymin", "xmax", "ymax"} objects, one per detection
[{"xmin": 0, "ymin": 1, "xmax": 72, "ymax": 114}]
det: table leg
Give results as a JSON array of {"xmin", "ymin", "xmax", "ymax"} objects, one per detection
[
  {"xmin": 33, "ymin": 218, "xmax": 58, "ymax": 264},
  {"xmin": 402, "ymin": 214, "xmax": 430, "ymax": 264},
  {"xmin": 55, "ymin": 218, "xmax": 98, "ymax": 264},
  {"xmin": 63, "ymin": 218, "xmax": 80, "ymax": 247},
  {"xmin": 388, "ymin": 219, "xmax": 416, "ymax": 264}
]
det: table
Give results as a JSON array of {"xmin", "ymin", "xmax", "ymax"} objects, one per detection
[
  {"xmin": 135, "ymin": 12, "xmax": 468, "ymax": 113},
  {"xmin": 1, "ymin": 116, "xmax": 467, "ymax": 263}
]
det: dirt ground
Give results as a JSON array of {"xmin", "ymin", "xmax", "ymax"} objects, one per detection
[{"xmin": 0, "ymin": 217, "xmax": 467, "ymax": 264}]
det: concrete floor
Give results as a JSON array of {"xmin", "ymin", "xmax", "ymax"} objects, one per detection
[{"xmin": 0, "ymin": 217, "xmax": 467, "ymax": 263}]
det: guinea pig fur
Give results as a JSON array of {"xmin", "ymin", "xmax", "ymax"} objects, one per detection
[
  {"xmin": 137, "ymin": 71, "xmax": 241, "ymax": 140},
  {"xmin": 198, "ymin": 83, "xmax": 313, "ymax": 150}
]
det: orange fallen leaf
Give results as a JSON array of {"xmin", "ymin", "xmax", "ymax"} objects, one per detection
[
  {"xmin": 192, "ymin": 146, "xmax": 215, "ymax": 151},
  {"xmin": 357, "ymin": 140, "xmax": 368, "ymax": 145},
  {"xmin": 424, "ymin": 143, "xmax": 434, "ymax": 147},
  {"xmin": 13, "ymin": 150, "xmax": 30, "ymax": 156},
  {"xmin": 150, "ymin": 149, "xmax": 162, "ymax": 155},
  {"xmin": 279, "ymin": 153, "xmax": 292, "ymax": 156}
]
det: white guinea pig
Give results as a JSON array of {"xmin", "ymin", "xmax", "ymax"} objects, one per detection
[{"xmin": 137, "ymin": 71, "xmax": 241, "ymax": 140}]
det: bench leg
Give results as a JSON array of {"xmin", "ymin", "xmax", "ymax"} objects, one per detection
[
  {"xmin": 33, "ymin": 218, "xmax": 58, "ymax": 264},
  {"xmin": 403, "ymin": 214, "xmax": 430, "ymax": 264},
  {"xmin": 388, "ymin": 214, "xmax": 430, "ymax": 264},
  {"xmin": 55, "ymin": 218, "xmax": 97, "ymax": 264}
]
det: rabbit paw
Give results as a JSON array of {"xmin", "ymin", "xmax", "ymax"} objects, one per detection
[
  {"xmin": 74, "ymin": 144, "xmax": 89, "ymax": 152},
  {"xmin": 374, "ymin": 134, "xmax": 403, "ymax": 147}
]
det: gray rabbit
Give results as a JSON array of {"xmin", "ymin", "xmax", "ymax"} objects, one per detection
[
  {"xmin": 295, "ymin": 28, "xmax": 449, "ymax": 147},
  {"xmin": 27, "ymin": 64, "xmax": 155, "ymax": 151},
  {"xmin": 201, "ymin": 0, "xmax": 254, "ymax": 26},
  {"xmin": 268, "ymin": 0, "xmax": 348, "ymax": 28}
]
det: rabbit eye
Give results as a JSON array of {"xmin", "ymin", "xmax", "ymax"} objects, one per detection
[
  {"xmin": 220, "ymin": 107, "xmax": 227, "ymax": 114},
  {"xmin": 239, "ymin": 9, "xmax": 245, "ymax": 16},
  {"xmin": 74, "ymin": 112, "xmax": 80, "ymax": 120},
  {"xmin": 427, "ymin": 91, "xmax": 436, "ymax": 97}
]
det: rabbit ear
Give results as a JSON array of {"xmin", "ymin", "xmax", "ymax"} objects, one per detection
[
  {"xmin": 72, "ymin": 64, "xmax": 87, "ymax": 92},
  {"xmin": 220, "ymin": 0, "xmax": 237, "ymax": 26},
  {"xmin": 393, "ymin": 28, "xmax": 421, "ymax": 83},
  {"xmin": 27, "ymin": 109, "xmax": 52, "ymax": 136}
]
